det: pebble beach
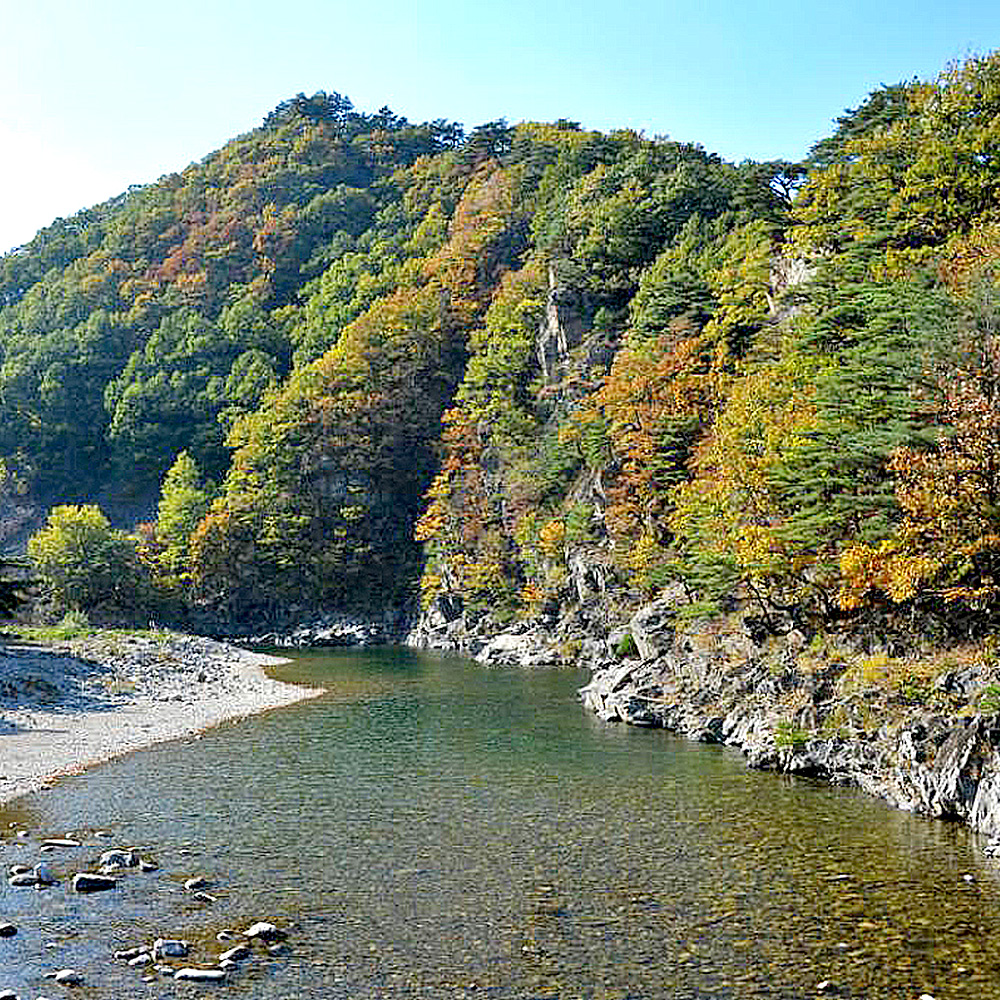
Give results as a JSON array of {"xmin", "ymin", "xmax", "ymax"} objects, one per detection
[{"xmin": 0, "ymin": 630, "xmax": 322, "ymax": 805}]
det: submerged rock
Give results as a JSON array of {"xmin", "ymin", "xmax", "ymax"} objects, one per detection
[
  {"xmin": 7, "ymin": 873, "xmax": 39, "ymax": 888},
  {"xmin": 99, "ymin": 848, "xmax": 138, "ymax": 868},
  {"xmin": 50, "ymin": 969, "xmax": 84, "ymax": 985},
  {"xmin": 33, "ymin": 862, "xmax": 57, "ymax": 884},
  {"xmin": 71, "ymin": 872, "xmax": 117, "ymax": 893},
  {"xmin": 113, "ymin": 946, "xmax": 146, "ymax": 961},
  {"xmin": 153, "ymin": 938, "xmax": 190, "ymax": 959}
]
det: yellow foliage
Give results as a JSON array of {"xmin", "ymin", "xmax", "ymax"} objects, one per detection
[
  {"xmin": 419, "ymin": 572, "xmax": 443, "ymax": 609},
  {"xmin": 669, "ymin": 346, "xmax": 828, "ymax": 591},
  {"xmin": 838, "ymin": 539, "xmax": 940, "ymax": 609},
  {"xmin": 519, "ymin": 582, "xmax": 546, "ymax": 608},
  {"xmin": 538, "ymin": 519, "xmax": 566, "ymax": 558}
]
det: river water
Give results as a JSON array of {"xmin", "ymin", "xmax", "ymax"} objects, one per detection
[{"xmin": 3, "ymin": 646, "xmax": 1000, "ymax": 998}]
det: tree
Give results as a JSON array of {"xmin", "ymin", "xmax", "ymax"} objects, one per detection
[
  {"xmin": 838, "ymin": 280, "xmax": 1000, "ymax": 625},
  {"xmin": 154, "ymin": 452, "xmax": 213, "ymax": 580},
  {"xmin": 27, "ymin": 505, "xmax": 148, "ymax": 615}
]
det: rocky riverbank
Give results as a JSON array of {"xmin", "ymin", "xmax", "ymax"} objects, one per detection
[
  {"xmin": 0, "ymin": 630, "xmax": 321, "ymax": 805},
  {"xmin": 0, "ymin": 823, "xmax": 297, "ymax": 997},
  {"xmin": 410, "ymin": 586, "xmax": 1000, "ymax": 838}
]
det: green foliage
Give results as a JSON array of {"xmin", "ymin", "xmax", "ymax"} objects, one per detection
[
  {"xmin": 774, "ymin": 720, "xmax": 811, "ymax": 750},
  {"xmin": 769, "ymin": 277, "xmax": 954, "ymax": 588},
  {"xmin": 7, "ymin": 54, "xmax": 1000, "ymax": 635},
  {"xmin": 153, "ymin": 451, "xmax": 213, "ymax": 580},
  {"xmin": 27, "ymin": 505, "xmax": 149, "ymax": 615},
  {"xmin": 615, "ymin": 632, "xmax": 638, "ymax": 659}
]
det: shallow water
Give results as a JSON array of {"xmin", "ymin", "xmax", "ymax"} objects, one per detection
[{"xmin": 2, "ymin": 646, "xmax": 1000, "ymax": 998}]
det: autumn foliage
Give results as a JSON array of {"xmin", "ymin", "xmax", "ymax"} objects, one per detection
[{"xmin": 9, "ymin": 57, "xmax": 1000, "ymax": 634}]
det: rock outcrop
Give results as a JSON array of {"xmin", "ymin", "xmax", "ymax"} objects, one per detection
[{"xmin": 578, "ymin": 601, "xmax": 1000, "ymax": 836}]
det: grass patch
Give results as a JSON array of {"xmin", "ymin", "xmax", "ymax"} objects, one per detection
[
  {"xmin": 774, "ymin": 719, "xmax": 811, "ymax": 749},
  {"xmin": 7, "ymin": 617, "xmax": 175, "ymax": 645}
]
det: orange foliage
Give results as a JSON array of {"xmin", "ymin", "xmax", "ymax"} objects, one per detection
[{"xmin": 838, "ymin": 328, "xmax": 1000, "ymax": 611}]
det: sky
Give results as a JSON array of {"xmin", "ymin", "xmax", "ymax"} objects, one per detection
[{"xmin": 1, "ymin": 0, "xmax": 999, "ymax": 255}]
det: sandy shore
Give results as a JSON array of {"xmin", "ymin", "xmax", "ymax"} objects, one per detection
[{"xmin": 0, "ymin": 630, "xmax": 322, "ymax": 805}]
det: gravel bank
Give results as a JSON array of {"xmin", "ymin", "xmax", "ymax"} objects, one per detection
[{"xmin": 0, "ymin": 631, "xmax": 321, "ymax": 805}]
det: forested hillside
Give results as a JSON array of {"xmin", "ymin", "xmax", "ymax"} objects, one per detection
[{"xmin": 4, "ymin": 54, "xmax": 1000, "ymax": 639}]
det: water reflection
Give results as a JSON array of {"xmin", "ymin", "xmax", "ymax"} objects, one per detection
[{"xmin": 1, "ymin": 646, "xmax": 998, "ymax": 998}]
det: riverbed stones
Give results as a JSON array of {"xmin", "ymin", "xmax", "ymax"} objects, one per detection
[
  {"xmin": 0, "ymin": 990, "xmax": 17, "ymax": 999},
  {"xmin": 71, "ymin": 872, "xmax": 117, "ymax": 893},
  {"xmin": 49, "ymin": 969, "xmax": 83, "ymax": 985},
  {"xmin": 41, "ymin": 838, "xmax": 81, "ymax": 849},
  {"xmin": 0, "ymin": 924, "xmax": 16, "ymax": 937},
  {"xmin": 218, "ymin": 943, "xmax": 250, "ymax": 963},
  {"xmin": 99, "ymin": 848, "xmax": 138, "ymax": 868},
  {"xmin": 184, "ymin": 876, "xmax": 210, "ymax": 890},
  {"xmin": 114, "ymin": 946, "xmax": 146, "ymax": 960},
  {"xmin": 7, "ymin": 873, "xmax": 39, "ymax": 888}
]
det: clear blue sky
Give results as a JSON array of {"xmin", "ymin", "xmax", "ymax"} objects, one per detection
[{"xmin": 1, "ymin": 0, "xmax": 998, "ymax": 255}]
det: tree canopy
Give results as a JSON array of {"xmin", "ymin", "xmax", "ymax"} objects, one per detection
[{"xmin": 8, "ymin": 56, "xmax": 1000, "ymax": 635}]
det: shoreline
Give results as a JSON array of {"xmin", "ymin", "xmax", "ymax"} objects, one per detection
[
  {"xmin": 412, "ymin": 592, "xmax": 1000, "ymax": 840},
  {"xmin": 0, "ymin": 630, "xmax": 323, "ymax": 806}
]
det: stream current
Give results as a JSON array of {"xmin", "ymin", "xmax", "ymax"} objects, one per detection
[{"xmin": 2, "ymin": 646, "xmax": 1000, "ymax": 998}]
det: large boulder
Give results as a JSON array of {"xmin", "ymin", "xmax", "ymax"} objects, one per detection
[{"xmin": 628, "ymin": 586, "xmax": 686, "ymax": 661}]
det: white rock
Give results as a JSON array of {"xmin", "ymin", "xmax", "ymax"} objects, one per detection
[
  {"xmin": 174, "ymin": 968, "xmax": 226, "ymax": 982},
  {"xmin": 243, "ymin": 921, "xmax": 285, "ymax": 942},
  {"xmin": 99, "ymin": 849, "xmax": 136, "ymax": 868},
  {"xmin": 113, "ymin": 947, "xmax": 145, "ymax": 960},
  {"xmin": 153, "ymin": 938, "xmax": 190, "ymax": 959}
]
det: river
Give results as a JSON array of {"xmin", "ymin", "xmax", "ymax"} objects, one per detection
[{"xmin": 3, "ymin": 646, "xmax": 1000, "ymax": 998}]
